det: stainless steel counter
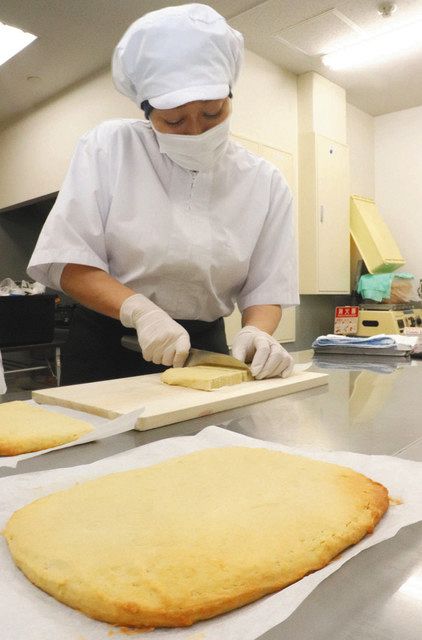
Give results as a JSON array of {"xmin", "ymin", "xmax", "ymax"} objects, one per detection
[{"xmin": 1, "ymin": 352, "xmax": 422, "ymax": 639}]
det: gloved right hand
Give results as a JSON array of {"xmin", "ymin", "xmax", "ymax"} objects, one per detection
[{"xmin": 120, "ymin": 294, "xmax": 190, "ymax": 367}]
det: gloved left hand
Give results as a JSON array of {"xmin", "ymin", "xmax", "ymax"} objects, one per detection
[{"xmin": 231, "ymin": 326, "xmax": 294, "ymax": 379}]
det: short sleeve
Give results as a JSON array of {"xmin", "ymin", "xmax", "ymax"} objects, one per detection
[
  {"xmin": 236, "ymin": 170, "xmax": 299, "ymax": 312},
  {"xmin": 27, "ymin": 127, "xmax": 111, "ymax": 290}
]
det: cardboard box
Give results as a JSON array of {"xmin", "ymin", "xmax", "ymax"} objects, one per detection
[{"xmin": 334, "ymin": 306, "xmax": 359, "ymax": 335}]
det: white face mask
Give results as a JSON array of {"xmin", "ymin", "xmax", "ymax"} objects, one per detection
[{"xmin": 152, "ymin": 117, "xmax": 230, "ymax": 172}]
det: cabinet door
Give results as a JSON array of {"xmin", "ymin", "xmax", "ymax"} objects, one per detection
[{"xmin": 316, "ymin": 136, "xmax": 350, "ymax": 293}]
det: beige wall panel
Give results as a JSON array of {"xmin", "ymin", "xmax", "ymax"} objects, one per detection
[
  {"xmin": 0, "ymin": 70, "xmax": 140, "ymax": 211},
  {"xmin": 374, "ymin": 105, "xmax": 422, "ymax": 281},
  {"xmin": 298, "ymin": 72, "xmax": 347, "ymax": 145},
  {"xmin": 346, "ymin": 103, "xmax": 375, "ymax": 199}
]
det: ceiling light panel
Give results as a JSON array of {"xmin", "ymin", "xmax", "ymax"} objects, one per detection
[
  {"xmin": 323, "ymin": 18, "xmax": 422, "ymax": 70},
  {"xmin": 273, "ymin": 9, "xmax": 364, "ymax": 57},
  {"xmin": 0, "ymin": 21, "xmax": 37, "ymax": 67}
]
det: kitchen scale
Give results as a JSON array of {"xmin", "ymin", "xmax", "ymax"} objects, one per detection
[
  {"xmin": 349, "ymin": 195, "xmax": 422, "ymax": 337},
  {"xmin": 357, "ymin": 303, "xmax": 422, "ymax": 336}
]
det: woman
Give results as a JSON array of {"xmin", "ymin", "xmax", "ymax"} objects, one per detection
[{"xmin": 28, "ymin": 3, "xmax": 299, "ymax": 385}]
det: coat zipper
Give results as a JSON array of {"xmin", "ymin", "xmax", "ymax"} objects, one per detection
[{"xmin": 188, "ymin": 170, "xmax": 198, "ymax": 211}]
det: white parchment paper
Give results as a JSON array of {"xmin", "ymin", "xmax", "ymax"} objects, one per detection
[
  {"xmin": 0, "ymin": 402, "xmax": 144, "ymax": 468},
  {"xmin": 1, "ymin": 425, "xmax": 421, "ymax": 640},
  {"xmin": 0, "ymin": 363, "xmax": 311, "ymax": 469}
]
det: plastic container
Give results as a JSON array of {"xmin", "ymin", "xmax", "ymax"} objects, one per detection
[{"xmin": 350, "ymin": 195, "xmax": 405, "ymax": 274}]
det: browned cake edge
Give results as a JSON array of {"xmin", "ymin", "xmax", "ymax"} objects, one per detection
[{"xmin": 0, "ymin": 431, "xmax": 84, "ymax": 456}]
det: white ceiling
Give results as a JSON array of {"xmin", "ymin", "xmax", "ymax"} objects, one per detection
[{"xmin": 1, "ymin": 0, "xmax": 422, "ymax": 128}]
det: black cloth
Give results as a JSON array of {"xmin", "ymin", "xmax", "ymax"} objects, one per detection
[{"xmin": 61, "ymin": 304, "xmax": 229, "ymax": 386}]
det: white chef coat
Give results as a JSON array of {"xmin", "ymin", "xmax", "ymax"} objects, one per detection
[{"xmin": 28, "ymin": 119, "xmax": 299, "ymax": 322}]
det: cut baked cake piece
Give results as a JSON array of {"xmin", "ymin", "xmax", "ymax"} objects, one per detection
[{"xmin": 161, "ymin": 365, "xmax": 253, "ymax": 391}]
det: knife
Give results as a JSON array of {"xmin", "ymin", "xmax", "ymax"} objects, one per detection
[
  {"xmin": 184, "ymin": 348, "xmax": 250, "ymax": 371},
  {"xmin": 121, "ymin": 336, "xmax": 250, "ymax": 372}
]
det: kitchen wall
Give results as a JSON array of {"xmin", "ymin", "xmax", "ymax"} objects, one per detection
[
  {"xmin": 232, "ymin": 50, "xmax": 297, "ymax": 172},
  {"xmin": 374, "ymin": 105, "xmax": 422, "ymax": 283},
  {"xmin": 347, "ymin": 103, "xmax": 375, "ymax": 200},
  {"xmin": 0, "ymin": 49, "xmax": 377, "ymax": 350},
  {"xmin": 0, "ymin": 69, "xmax": 140, "ymax": 210}
]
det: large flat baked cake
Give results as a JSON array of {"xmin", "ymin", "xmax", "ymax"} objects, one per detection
[
  {"xmin": 0, "ymin": 401, "xmax": 93, "ymax": 455},
  {"xmin": 4, "ymin": 446, "xmax": 389, "ymax": 627}
]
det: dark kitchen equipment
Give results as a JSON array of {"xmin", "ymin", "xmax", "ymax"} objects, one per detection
[{"xmin": 0, "ymin": 294, "xmax": 56, "ymax": 346}]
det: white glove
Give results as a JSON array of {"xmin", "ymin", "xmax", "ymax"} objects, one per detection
[
  {"xmin": 231, "ymin": 326, "xmax": 294, "ymax": 379},
  {"xmin": 120, "ymin": 294, "xmax": 190, "ymax": 367}
]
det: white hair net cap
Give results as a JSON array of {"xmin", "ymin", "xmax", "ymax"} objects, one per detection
[{"xmin": 112, "ymin": 3, "xmax": 244, "ymax": 109}]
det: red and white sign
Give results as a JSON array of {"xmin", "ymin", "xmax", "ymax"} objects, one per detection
[{"xmin": 334, "ymin": 306, "xmax": 359, "ymax": 335}]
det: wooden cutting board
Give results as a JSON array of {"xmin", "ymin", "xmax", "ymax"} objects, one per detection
[{"xmin": 32, "ymin": 371, "xmax": 328, "ymax": 431}]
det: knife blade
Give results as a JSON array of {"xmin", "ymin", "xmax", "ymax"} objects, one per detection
[
  {"xmin": 184, "ymin": 348, "xmax": 250, "ymax": 372},
  {"xmin": 121, "ymin": 337, "xmax": 250, "ymax": 372}
]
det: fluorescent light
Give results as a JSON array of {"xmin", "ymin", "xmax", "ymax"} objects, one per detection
[
  {"xmin": 0, "ymin": 21, "xmax": 37, "ymax": 67},
  {"xmin": 322, "ymin": 19, "xmax": 422, "ymax": 70}
]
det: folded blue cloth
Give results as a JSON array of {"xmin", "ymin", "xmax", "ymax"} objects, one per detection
[{"xmin": 312, "ymin": 334, "xmax": 396, "ymax": 348}]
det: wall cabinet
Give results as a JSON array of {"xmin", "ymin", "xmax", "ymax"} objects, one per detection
[
  {"xmin": 223, "ymin": 134, "xmax": 296, "ymax": 346},
  {"xmin": 299, "ymin": 132, "xmax": 350, "ymax": 294}
]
